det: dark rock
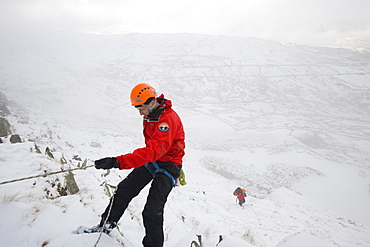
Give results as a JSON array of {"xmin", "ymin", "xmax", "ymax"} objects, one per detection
[
  {"xmin": 0, "ymin": 118, "xmax": 11, "ymax": 137},
  {"xmin": 45, "ymin": 147, "xmax": 54, "ymax": 159},
  {"xmin": 0, "ymin": 92, "xmax": 11, "ymax": 117},
  {"xmin": 65, "ymin": 172, "xmax": 80, "ymax": 195},
  {"xmin": 10, "ymin": 134, "xmax": 22, "ymax": 143}
]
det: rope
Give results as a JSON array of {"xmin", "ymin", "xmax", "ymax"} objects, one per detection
[
  {"xmin": 94, "ymin": 184, "xmax": 116, "ymax": 247},
  {"xmin": 1, "ymin": 158, "xmax": 120, "ymax": 247},
  {"xmin": 0, "ymin": 164, "xmax": 95, "ymax": 185}
]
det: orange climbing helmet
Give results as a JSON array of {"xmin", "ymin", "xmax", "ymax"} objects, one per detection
[{"xmin": 130, "ymin": 83, "xmax": 158, "ymax": 106}]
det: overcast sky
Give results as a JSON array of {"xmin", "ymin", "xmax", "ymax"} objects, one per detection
[{"xmin": 1, "ymin": 0, "xmax": 370, "ymax": 48}]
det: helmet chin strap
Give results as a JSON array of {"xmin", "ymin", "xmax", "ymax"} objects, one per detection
[{"xmin": 143, "ymin": 98, "xmax": 157, "ymax": 113}]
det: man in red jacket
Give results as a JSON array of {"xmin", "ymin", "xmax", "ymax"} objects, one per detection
[{"xmin": 89, "ymin": 83, "xmax": 185, "ymax": 247}]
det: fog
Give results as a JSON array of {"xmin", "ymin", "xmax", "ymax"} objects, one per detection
[
  {"xmin": 1, "ymin": 0, "xmax": 370, "ymax": 50},
  {"xmin": 1, "ymin": 31, "xmax": 370, "ymax": 246}
]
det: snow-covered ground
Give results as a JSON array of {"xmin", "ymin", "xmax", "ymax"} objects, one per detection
[{"xmin": 0, "ymin": 31, "xmax": 370, "ymax": 246}]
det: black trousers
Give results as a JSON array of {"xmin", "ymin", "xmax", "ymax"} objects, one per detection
[{"xmin": 100, "ymin": 161, "xmax": 180, "ymax": 247}]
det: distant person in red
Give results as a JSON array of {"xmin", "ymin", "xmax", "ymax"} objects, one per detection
[{"xmin": 233, "ymin": 187, "xmax": 247, "ymax": 207}]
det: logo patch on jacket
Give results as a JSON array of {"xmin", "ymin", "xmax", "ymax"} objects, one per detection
[{"xmin": 158, "ymin": 122, "xmax": 170, "ymax": 132}]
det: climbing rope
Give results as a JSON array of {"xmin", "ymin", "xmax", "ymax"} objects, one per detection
[
  {"xmin": 0, "ymin": 164, "xmax": 95, "ymax": 185},
  {"xmin": 94, "ymin": 189, "xmax": 116, "ymax": 247},
  {"xmin": 0, "ymin": 156, "xmax": 121, "ymax": 247}
]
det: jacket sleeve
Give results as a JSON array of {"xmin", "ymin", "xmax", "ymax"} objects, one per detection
[{"xmin": 116, "ymin": 116, "xmax": 177, "ymax": 169}]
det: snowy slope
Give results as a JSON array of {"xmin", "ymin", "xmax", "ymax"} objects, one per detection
[{"xmin": 0, "ymin": 31, "xmax": 370, "ymax": 247}]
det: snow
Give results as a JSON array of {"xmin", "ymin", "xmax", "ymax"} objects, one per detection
[{"xmin": 0, "ymin": 30, "xmax": 370, "ymax": 247}]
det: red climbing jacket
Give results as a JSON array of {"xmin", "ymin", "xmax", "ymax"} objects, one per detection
[
  {"xmin": 233, "ymin": 187, "xmax": 247, "ymax": 201},
  {"xmin": 116, "ymin": 95, "xmax": 185, "ymax": 169}
]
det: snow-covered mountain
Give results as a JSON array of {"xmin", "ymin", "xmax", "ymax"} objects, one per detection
[{"xmin": 0, "ymin": 31, "xmax": 370, "ymax": 246}]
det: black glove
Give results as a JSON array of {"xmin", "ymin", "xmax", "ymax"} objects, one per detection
[{"xmin": 95, "ymin": 157, "xmax": 119, "ymax": 169}]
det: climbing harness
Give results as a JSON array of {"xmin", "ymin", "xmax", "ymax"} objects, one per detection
[{"xmin": 144, "ymin": 161, "xmax": 176, "ymax": 187}]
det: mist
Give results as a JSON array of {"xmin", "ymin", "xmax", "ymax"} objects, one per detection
[{"xmin": 1, "ymin": 0, "xmax": 370, "ymax": 50}]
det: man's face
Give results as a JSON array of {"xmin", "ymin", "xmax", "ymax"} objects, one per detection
[
  {"xmin": 135, "ymin": 99, "xmax": 155, "ymax": 116},
  {"xmin": 136, "ymin": 106, "xmax": 150, "ymax": 116}
]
